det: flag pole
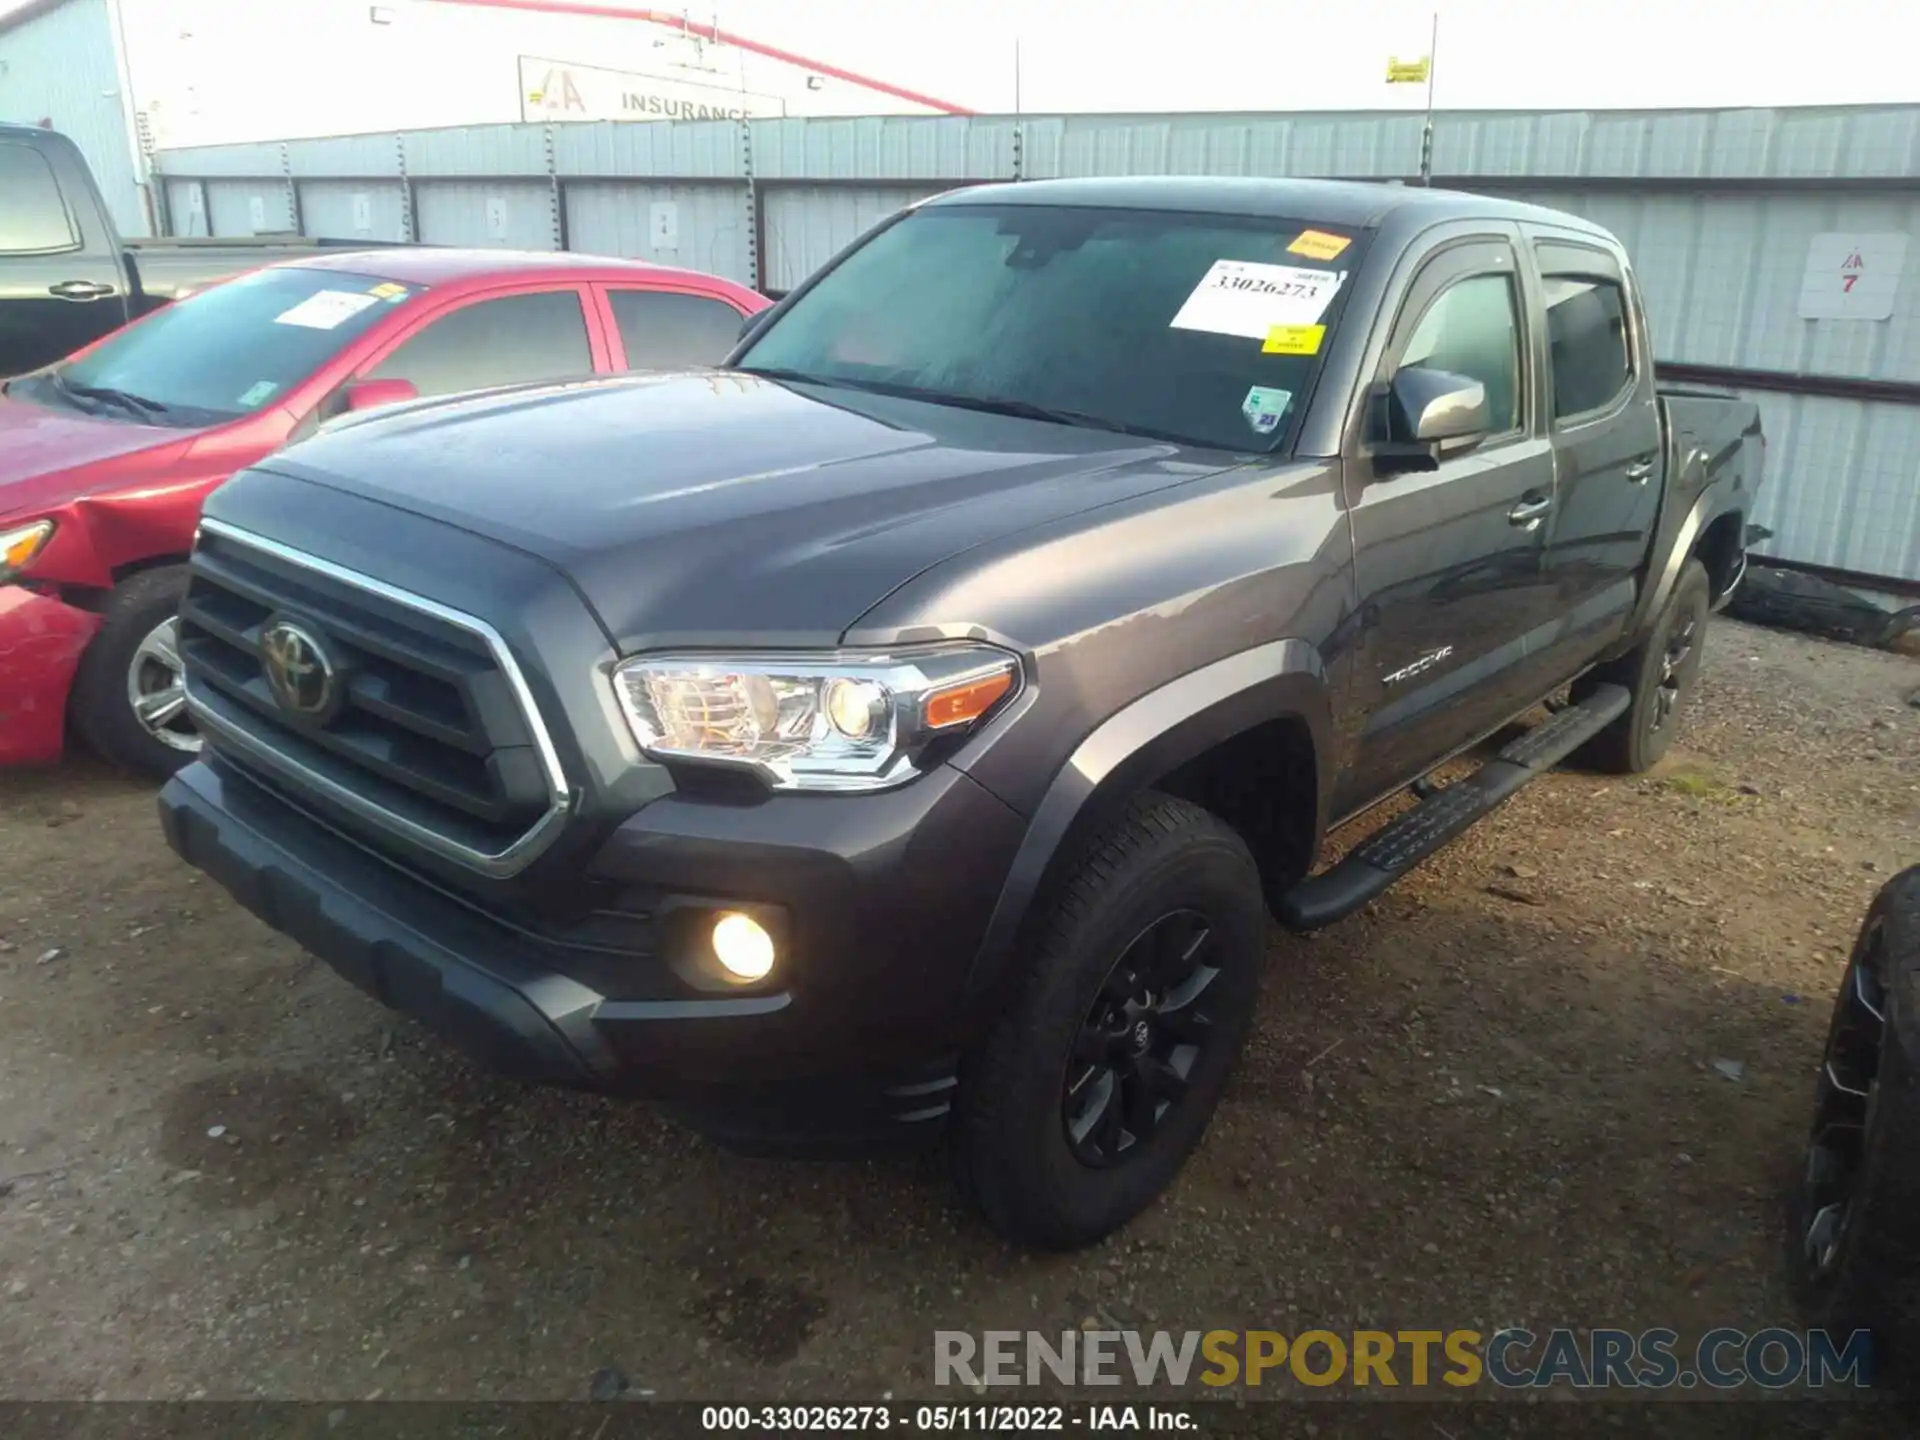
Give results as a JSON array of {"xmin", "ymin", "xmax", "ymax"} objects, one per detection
[{"xmin": 1419, "ymin": 11, "xmax": 1439, "ymax": 185}]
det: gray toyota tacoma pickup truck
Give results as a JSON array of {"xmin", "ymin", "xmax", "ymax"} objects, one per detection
[{"xmin": 156, "ymin": 178, "xmax": 1764, "ymax": 1249}]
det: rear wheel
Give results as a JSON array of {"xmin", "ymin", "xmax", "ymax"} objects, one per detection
[
  {"xmin": 1574, "ymin": 557, "xmax": 1710, "ymax": 774},
  {"xmin": 1789, "ymin": 868, "xmax": 1920, "ymax": 1386},
  {"xmin": 952, "ymin": 793, "xmax": 1266, "ymax": 1250},
  {"xmin": 70, "ymin": 565, "xmax": 200, "ymax": 780}
]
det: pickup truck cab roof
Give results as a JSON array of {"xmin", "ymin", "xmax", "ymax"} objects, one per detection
[{"xmin": 922, "ymin": 174, "xmax": 1620, "ymax": 240}]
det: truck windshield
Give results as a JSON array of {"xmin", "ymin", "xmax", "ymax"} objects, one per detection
[
  {"xmin": 737, "ymin": 203, "xmax": 1370, "ymax": 453},
  {"xmin": 39, "ymin": 265, "xmax": 418, "ymax": 426}
]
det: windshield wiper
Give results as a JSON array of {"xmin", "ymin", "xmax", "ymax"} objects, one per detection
[
  {"xmin": 738, "ymin": 369, "xmax": 1204, "ymax": 446},
  {"xmin": 862, "ymin": 384, "xmax": 1200, "ymax": 446},
  {"xmin": 733, "ymin": 365, "xmax": 849, "ymax": 390},
  {"xmin": 53, "ymin": 372, "xmax": 169, "ymax": 419}
]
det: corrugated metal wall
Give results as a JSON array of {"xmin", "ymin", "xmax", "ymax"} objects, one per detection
[
  {"xmin": 151, "ymin": 104, "xmax": 1920, "ymax": 584},
  {"xmin": 0, "ymin": 0, "xmax": 149, "ymax": 236}
]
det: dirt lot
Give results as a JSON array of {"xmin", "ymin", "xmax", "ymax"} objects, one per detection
[{"xmin": 0, "ymin": 618, "xmax": 1915, "ymax": 1424}]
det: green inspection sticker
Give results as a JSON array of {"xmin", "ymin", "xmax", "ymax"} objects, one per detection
[{"xmin": 1242, "ymin": 385, "xmax": 1293, "ymax": 436}]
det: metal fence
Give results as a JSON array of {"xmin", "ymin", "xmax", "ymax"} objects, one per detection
[{"xmin": 152, "ymin": 105, "xmax": 1920, "ymax": 586}]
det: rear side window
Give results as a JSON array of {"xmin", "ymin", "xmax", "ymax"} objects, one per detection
[
  {"xmin": 609, "ymin": 288, "xmax": 744, "ymax": 369},
  {"xmin": 0, "ymin": 143, "xmax": 78, "ymax": 253},
  {"xmin": 371, "ymin": 290, "xmax": 592, "ymax": 397},
  {"xmin": 1544, "ymin": 276, "xmax": 1632, "ymax": 420}
]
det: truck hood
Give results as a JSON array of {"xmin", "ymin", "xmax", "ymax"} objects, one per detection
[
  {"xmin": 260, "ymin": 371, "xmax": 1229, "ymax": 650},
  {"xmin": 0, "ymin": 393, "xmax": 189, "ymax": 523}
]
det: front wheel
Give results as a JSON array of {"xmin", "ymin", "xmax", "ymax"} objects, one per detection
[
  {"xmin": 69, "ymin": 565, "xmax": 201, "ymax": 780},
  {"xmin": 951, "ymin": 792, "xmax": 1267, "ymax": 1251}
]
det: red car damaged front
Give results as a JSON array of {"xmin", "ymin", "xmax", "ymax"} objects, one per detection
[{"xmin": 0, "ymin": 402, "xmax": 205, "ymax": 767}]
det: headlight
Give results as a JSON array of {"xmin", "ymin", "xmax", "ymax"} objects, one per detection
[
  {"xmin": 0, "ymin": 520, "xmax": 55, "ymax": 584},
  {"xmin": 611, "ymin": 644, "xmax": 1021, "ymax": 792}
]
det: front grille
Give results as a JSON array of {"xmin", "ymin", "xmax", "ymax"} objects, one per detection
[{"xmin": 179, "ymin": 521, "xmax": 568, "ymax": 876}]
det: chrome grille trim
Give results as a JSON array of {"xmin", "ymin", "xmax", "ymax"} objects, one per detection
[{"xmin": 186, "ymin": 518, "xmax": 574, "ymax": 879}]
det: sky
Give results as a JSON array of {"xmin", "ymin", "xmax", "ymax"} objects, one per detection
[
  {"xmin": 2, "ymin": 0, "xmax": 1915, "ymax": 144},
  {"xmin": 670, "ymin": 0, "xmax": 1920, "ymax": 114}
]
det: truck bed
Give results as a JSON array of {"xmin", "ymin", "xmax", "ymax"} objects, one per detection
[{"xmin": 125, "ymin": 237, "xmax": 416, "ymax": 304}]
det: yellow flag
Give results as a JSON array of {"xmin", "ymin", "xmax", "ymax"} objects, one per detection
[{"xmin": 1386, "ymin": 56, "xmax": 1431, "ymax": 84}]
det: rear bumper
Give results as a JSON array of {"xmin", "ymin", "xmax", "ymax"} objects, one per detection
[
  {"xmin": 0, "ymin": 586, "xmax": 98, "ymax": 766},
  {"xmin": 159, "ymin": 752, "xmax": 1029, "ymax": 1149}
]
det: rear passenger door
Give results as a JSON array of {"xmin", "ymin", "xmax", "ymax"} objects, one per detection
[
  {"xmin": 601, "ymin": 285, "xmax": 751, "ymax": 371},
  {"xmin": 0, "ymin": 139, "xmax": 132, "ymax": 376},
  {"xmin": 364, "ymin": 287, "xmax": 599, "ymax": 398},
  {"xmin": 1534, "ymin": 241, "xmax": 1664, "ymax": 658},
  {"xmin": 1338, "ymin": 236, "xmax": 1562, "ymax": 812}
]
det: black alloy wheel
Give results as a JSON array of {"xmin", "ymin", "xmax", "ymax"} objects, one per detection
[
  {"xmin": 1063, "ymin": 909, "xmax": 1219, "ymax": 1167},
  {"xmin": 1799, "ymin": 922, "xmax": 1890, "ymax": 1286}
]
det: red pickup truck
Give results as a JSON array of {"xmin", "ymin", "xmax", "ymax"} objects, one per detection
[{"xmin": 0, "ymin": 248, "xmax": 768, "ymax": 776}]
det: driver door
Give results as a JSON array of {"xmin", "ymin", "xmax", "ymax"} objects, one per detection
[{"xmin": 1336, "ymin": 236, "xmax": 1561, "ymax": 813}]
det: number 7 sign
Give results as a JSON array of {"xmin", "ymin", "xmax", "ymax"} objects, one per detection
[{"xmin": 1798, "ymin": 234, "xmax": 1907, "ymax": 320}]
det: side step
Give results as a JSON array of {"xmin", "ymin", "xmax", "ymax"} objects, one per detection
[{"xmin": 1277, "ymin": 683, "xmax": 1631, "ymax": 932}]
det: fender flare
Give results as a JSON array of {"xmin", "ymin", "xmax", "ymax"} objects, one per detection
[
  {"xmin": 1624, "ymin": 470, "xmax": 1741, "ymax": 648},
  {"xmin": 959, "ymin": 637, "xmax": 1334, "ymax": 1019}
]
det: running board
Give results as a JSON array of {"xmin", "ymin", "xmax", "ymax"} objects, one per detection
[{"xmin": 1277, "ymin": 683, "xmax": 1631, "ymax": 932}]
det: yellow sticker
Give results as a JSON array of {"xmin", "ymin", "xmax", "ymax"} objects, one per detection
[
  {"xmin": 368, "ymin": 282, "xmax": 407, "ymax": 299},
  {"xmin": 1263, "ymin": 323, "xmax": 1326, "ymax": 356},
  {"xmin": 1287, "ymin": 230, "xmax": 1352, "ymax": 262}
]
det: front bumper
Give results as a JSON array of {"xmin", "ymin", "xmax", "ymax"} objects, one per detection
[
  {"xmin": 0, "ymin": 585, "xmax": 99, "ymax": 766},
  {"xmin": 159, "ymin": 752, "xmax": 1030, "ymax": 1146}
]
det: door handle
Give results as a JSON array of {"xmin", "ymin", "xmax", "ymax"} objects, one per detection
[
  {"xmin": 48, "ymin": 279, "xmax": 115, "ymax": 301},
  {"xmin": 1624, "ymin": 458, "xmax": 1655, "ymax": 484},
  {"xmin": 1507, "ymin": 496, "xmax": 1552, "ymax": 530}
]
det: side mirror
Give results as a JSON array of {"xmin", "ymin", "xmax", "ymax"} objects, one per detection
[
  {"xmin": 1372, "ymin": 366, "xmax": 1490, "ymax": 475},
  {"xmin": 1391, "ymin": 366, "xmax": 1488, "ymax": 443},
  {"xmin": 342, "ymin": 377, "xmax": 418, "ymax": 413}
]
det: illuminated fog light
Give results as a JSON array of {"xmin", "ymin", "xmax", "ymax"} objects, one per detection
[
  {"xmin": 711, "ymin": 911, "xmax": 776, "ymax": 982},
  {"xmin": 824, "ymin": 677, "xmax": 887, "ymax": 739}
]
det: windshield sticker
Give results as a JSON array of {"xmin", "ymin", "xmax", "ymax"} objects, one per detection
[
  {"xmin": 237, "ymin": 380, "xmax": 279, "ymax": 407},
  {"xmin": 1287, "ymin": 230, "xmax": 1352, "ymax": 262},
  {"xmin": 1242, "ymin": 385, "xmax": 1293, "ymax": 436},
  {"xmin": 273, "ymin": 290, "xmax": 382, "ymax": 330},
  {"xmin": 368, "ymin": 281, "xmax": 410, "ymax": 301},
  {"xmin": 1170, "ymin": 260, "xmax": 1347, "ymax": 341},
  {"xmin": 1263, "ymin": 323, "xmax": 1326, "ymax": 356}
]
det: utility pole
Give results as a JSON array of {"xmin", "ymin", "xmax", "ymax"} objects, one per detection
[{"xmin": 1014, "ymin": 37, "xmax": 1022, "ymax": 117}]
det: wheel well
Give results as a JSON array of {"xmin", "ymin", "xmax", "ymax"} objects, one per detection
[
  {"xmin": 1153, "ymin": 715, "xmax": 1319, "ymax": 915},
  {"xmin": 107, "ymin": 552, "xmax": 191, "ymax": 589},
  {"xmin": 1694, "ymin": 511, "xmax": 1746, "ymax": 598}
]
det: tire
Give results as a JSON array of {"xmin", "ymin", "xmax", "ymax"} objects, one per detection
[
  {"xmin": 1574, "ymin": 557, "xmax": 1711, "ymax": 774},
  {"xmin": 69, "ymin": 565, "xmax": 200, "ymax": 781},
  {"xmin": 951, "ymin": 792, "xmax": 1267, "ymax": 1251},
  {"xmin": 1789, "ymin": 868, "xmax": 1920, "ymax": 1387}
]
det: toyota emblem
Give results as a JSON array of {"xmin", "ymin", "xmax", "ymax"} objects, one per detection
[{"xmin": 260, "ymin": 619, "xmax": 338, "ymax": 720}]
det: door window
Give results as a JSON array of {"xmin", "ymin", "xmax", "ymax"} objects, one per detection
[
  {"xmin": 608, "ymin": 288, "xmax": 745, "ymax": 368},
  {"xmin": 0, "ymin": 143, "xmax": 78, "ymax": 253},
  {"xmin": 1543, "ymin": 276, "xmax": 1632, "ymax": 421},
  {"xmin": 1398, "ymin": 274, "xmax": 1523, "ymax": 434},
  {"xmin": 369, "ymin": 290, "xmax": 592, "ymax": 397}
]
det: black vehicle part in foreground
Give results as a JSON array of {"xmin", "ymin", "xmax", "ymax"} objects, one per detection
[
  {"xmin": 158, "ymin": 177, "xmax": 1764, "ymax": 1250},
  {"xmin": 1792, "ymin": 866, "xmax": 1920, "ymax": 1385}
]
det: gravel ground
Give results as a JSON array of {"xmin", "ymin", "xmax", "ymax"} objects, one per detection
[{"xmin": 0, "ymin": 618, "xmax": 1915, "ymax": 1429}]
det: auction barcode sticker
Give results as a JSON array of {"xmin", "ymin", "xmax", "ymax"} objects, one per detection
[{"xmin": 1170, "ymin": 260, "xmax": 1347, "ymax": 341}]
